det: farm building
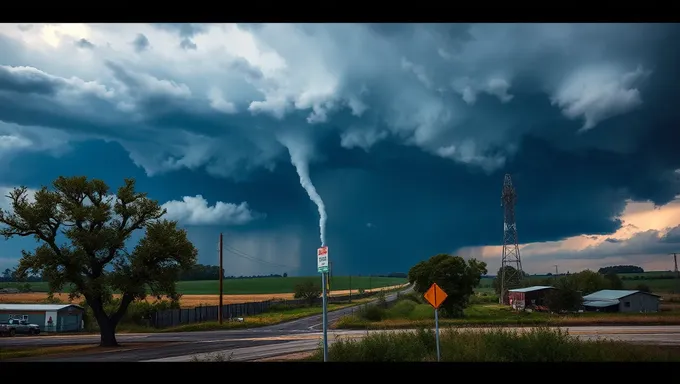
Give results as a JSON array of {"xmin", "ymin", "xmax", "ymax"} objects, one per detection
[
  {"xmin": 0, "ymin": 304, "xmax": 86, "ymax": 332},
  {"xmin": 507, "ymin": 286, "xmax": 555, "ymax": 309},
  {"xmin": 582, "ymin": 290, "xmax": 660, "ymax": 313}
]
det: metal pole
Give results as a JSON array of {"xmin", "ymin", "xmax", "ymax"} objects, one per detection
[
  {"xmin": 434, "ymin": 308, "xmax": 441, "ymax": 362},
  {"xmin": 322, "ymin": 271, "xmax": 329, "ymax": 362},
  {"xmin": 219, "ymin": 233, "xmax": 224, "ymax": 325},
  {"xmin": 349, "ymin": 275, "xmax": 352, "ymax": 303}
]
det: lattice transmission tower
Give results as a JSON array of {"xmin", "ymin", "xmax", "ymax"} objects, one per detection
[{"xmin": 499, "ymin": 174, "xmax": 524, "ymax": 304}]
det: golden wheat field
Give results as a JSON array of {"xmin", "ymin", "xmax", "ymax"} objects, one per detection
[{"xmin": 0, "ymin": 285, "xmax": 405, "ymax": 308}]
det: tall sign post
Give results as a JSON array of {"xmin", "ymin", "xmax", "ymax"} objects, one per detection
[
  {"xmin": 317, "ymin": 246, "xmax": 330, "ymax": 362},
  {"xmin": 423, "ymin": 283, "xmax": 448, "ymax": 362}
]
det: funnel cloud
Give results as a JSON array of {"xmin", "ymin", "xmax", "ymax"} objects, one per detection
[{"xmin": 278, "ymin": 133, "xmax": 328, "ymax": 247}]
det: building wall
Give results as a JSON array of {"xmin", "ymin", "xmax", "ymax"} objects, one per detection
[
  {"xmin": 618, "ymin": 293, "xmax": 660, "ymax": 313},
  {"xmin": 57, "ymin": 308, "xmax": 84, "ymax": 332},
  {"xmin": 45, "ymin": 311, "xmax": 58, "ymax": 332},
  {"xmin": 0, "ymin": 310, "xmax": 46, "ymax": 330}
]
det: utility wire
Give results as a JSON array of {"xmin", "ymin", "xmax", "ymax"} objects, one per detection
[{"xmin": 222, "ymin": 243, "xmax": 300, "ymax": 270}]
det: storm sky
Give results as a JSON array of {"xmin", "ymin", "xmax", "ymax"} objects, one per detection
[{"xmin": 0, "ymin": 23, "xmax": 679, "ymax": 276}]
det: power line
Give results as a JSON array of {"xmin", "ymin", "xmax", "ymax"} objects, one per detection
[{"xmin": 222, "ymin": 243, "xmax": 300, "ymax": 270}]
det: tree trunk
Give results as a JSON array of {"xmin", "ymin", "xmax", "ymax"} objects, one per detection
[
  {"xmin": 89, "ymin": 300, "xmax": 119, "ymax": 347},
  {"xmin": 98, "ymin": 318, "xmax": 118, "ymax": 347}
]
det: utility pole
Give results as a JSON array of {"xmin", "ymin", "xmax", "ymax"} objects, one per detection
[
  {"xmin": 218, "ymin": 233, "xmax": 224, "ymax": 324},
  {"xmin": 328, "ymin": 261, "xmax": 333, "ymax": 296},
  {"xmin": 349, "ymin": 275, "xmax": 352, "ymax": 303},
  {"xmin": 672, "ymin": 253, "xmax": 680, "ymax": 294},
  {"xmin": 554, "ymin": 265, "xmax": 558, "ymax": 279}
]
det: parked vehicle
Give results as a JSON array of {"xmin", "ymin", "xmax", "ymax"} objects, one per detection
[
  {"xmin": 0, "ymin": 319, "xmax": 40, "ymax": 336},
  {"xmin": 0, "ymin": 321, "xmax": 16, "ymax": 337}
]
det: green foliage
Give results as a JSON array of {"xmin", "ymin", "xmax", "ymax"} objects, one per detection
[
  {"xmin": 0, "ymin": 176, "xmax": 198, "ymax": 346},
  {"xmin": 408, "ymin": 254, "xmax": 487, "ymax": 318},
  {"xmin": 544, "ymin": 282, "xmax": 583, "ymax": 313},
  {"xmin": 310, "ymin": 327, "xmax": 680, "ymax": 362},
  {"xmin": 293, "ymin": 280, "xmax": 322, "ymax": 305},
  {"xmin": 604, "ymin": 273, "xmax": 624, "ymax": 290},
  {"xmin": 376, "ymin": 291, "xmax": 387, "ymax": 308},
  {"xmin": 636, "ymin": 283, "xmax": 651, "ymax": 293},
  {"xmin": 491, "ymin": 266, "xmax": 524, "ymax": 295},
  {"xmin": 357, "ymin": 305, "xmax": 386, "ymax": 322},
  {"xmin": 598, "ymin": 265, "xmax": 644, "ymax": 274}
]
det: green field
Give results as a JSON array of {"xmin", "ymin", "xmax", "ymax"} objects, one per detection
[{"xmin": 0, "ymin": 276, "xmax": 407, "ymax": 295}]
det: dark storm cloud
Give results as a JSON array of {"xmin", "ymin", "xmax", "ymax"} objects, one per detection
[
  {"xmin": 132, "ymin": 34, "xmax": 150, "ymax": 53},
  {"xmin": 74, "ymin": 38, "xmax": 95, "ymax": 49},
  {"xmin": 1, "ymin": 23, "xmax": 679, "ymax": 274},
  {"xmin": 153, "ymin": 23, "xmax": 208, "ymax": 50},
  {"xmin": 179, "ymin": 38, "xmax": 197, "ymax": 50}
]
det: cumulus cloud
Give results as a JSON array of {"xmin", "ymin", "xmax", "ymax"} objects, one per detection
[
  {"xmin": 0, "ymin": 186, "xmax": 262, "ymax": 227},
  {"xmin": 551, "ymin": 65, "xmax": 652, "ymax": 132},
  {"xmin": 0, "ymin": 23, "xmax": 668, "ymax": 181},
  {"xmin": 161, "ymin": 195, "xmax": 263, "ymax": 226}
]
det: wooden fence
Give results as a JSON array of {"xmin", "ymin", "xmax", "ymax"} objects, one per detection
[{"xmin": 152, "ymin": 291, "xmax": 378, "ymax": 329}]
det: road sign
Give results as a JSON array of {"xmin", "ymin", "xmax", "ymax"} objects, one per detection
[
  {"xmin": 317, "ymin": 246, "xmax": 329, "ymax": 273},
  {"xmin": 423, "ymin": 283, "xmax": 448, "ymax": 309},
  {"xmin": 423, "ymin": 283, "xmax": 447, "ymax": 362}
]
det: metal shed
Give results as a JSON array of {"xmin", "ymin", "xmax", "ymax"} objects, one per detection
[
  {"xmin": 507, "ymin": 286, "xmax": 555, "ymax": 309},
  {"xmin": 0, "ymin": 304, "xmax": 86, "ymax": 332},
  {"xmin": 582, "ymin": 290, "xmax": 660, "ymax": 313}
]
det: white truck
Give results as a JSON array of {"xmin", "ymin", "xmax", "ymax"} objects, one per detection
[{"xmin": 0, "ymin": 319, "xmax": 41, "ymax": 336}]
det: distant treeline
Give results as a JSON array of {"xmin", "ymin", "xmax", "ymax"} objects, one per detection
[{"xmin": 598, "ymin": 265, "xmax": 644, "ymax": 274}]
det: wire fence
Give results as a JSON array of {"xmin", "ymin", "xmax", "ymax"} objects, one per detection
[{"xmin": 152, "ymin": 291, "xmax": 378, "ymax": 329}]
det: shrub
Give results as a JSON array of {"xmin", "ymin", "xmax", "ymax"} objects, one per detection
[
  {"xmin": 388, "ymin": 300, "xmax": 417, "ymax": 318},
  {"xmin": 358, "ymin": 305, "xmax": 385, "ymax": 322},
  {"xmin": 310, "ymin": 327, "xmax": 680, "ymax": 362},
  {"xmin": 294, "ymin": 280, "xmax": 322, "ymax": 306}
]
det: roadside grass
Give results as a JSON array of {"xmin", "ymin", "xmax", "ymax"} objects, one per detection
[
  {"xmin": 335, "ymin": 297, "xmax": 680, "ymax": 329},
  {"xmin": 0, "ymin": 344, "xmax": 101, "ymax": 360},
  {"xmin": 306, "ymin": 327, "xmax": 680, "ymax": 362}
]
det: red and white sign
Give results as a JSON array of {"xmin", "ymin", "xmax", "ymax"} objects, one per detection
[{"xmin": 317, "ymin": 246, "xmax": 329, "ymax": 271}]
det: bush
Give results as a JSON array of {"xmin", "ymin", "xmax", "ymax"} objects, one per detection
[
  {"xmin": 388, "ymin": 300, "xmax": 417, "ymax": 318},
  {"xmin": 293, "ymin": 280, "xmax": 322, "ymax": 306},
  {"xmin": 358, "ymin": 305, "xmax": 385, "ymax": 322},
  {"xmin": 310, "ymin": 327, "xmax": 680, "ymax": 362}
]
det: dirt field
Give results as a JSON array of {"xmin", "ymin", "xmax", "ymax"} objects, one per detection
[{"xmin": 0, "ymin": 284, "xmax": 407, "ymax": 308}]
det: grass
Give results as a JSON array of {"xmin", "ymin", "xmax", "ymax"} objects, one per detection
[
  {"xmin": 0, "ymin": 344, "xmax": 101, "ymax": 360},
  {"xmin": 305, "ymin": 327, "xmax": 680, "ymax": 362},
  {"xmin": 0, "ymin": 276, "xmax": 407, "ymax": 295},
  {"xmin": 334, "ymin": 292, "xmax": 680, "ymax": 330}
]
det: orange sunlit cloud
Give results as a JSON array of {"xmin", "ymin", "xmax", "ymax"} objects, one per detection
[{"xmin": 456, "ymin": 196, "xmax": 680, "ymax": 274}]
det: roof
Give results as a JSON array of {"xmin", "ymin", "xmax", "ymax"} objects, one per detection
[
  {"xmin": 508, "ymin": 286, "xmax": 555, "ymax": 293},
  {"xmin": 583, "ymin": 300, "xmax": 619, "ymax": 308},
  {"xmin": 0, "ymin": 304, "xmax": 85, "ymax": 312},
  {"xmin": 582, "ymin": 290, "xmax": 660, "ymax": 301}
]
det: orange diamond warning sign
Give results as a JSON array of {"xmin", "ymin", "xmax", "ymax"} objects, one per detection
[{"xmin": 423, "ymin": 283, "xmax": 448, "ymax": 309}]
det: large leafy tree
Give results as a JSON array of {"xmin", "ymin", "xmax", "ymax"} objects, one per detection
[
  {"xmin": 0, "ymin": 176, "xmax": 197, "ymax": 347},
  {"xmin": 408, "ymin": 254, "xmax": 487, "ymax": 318}
]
